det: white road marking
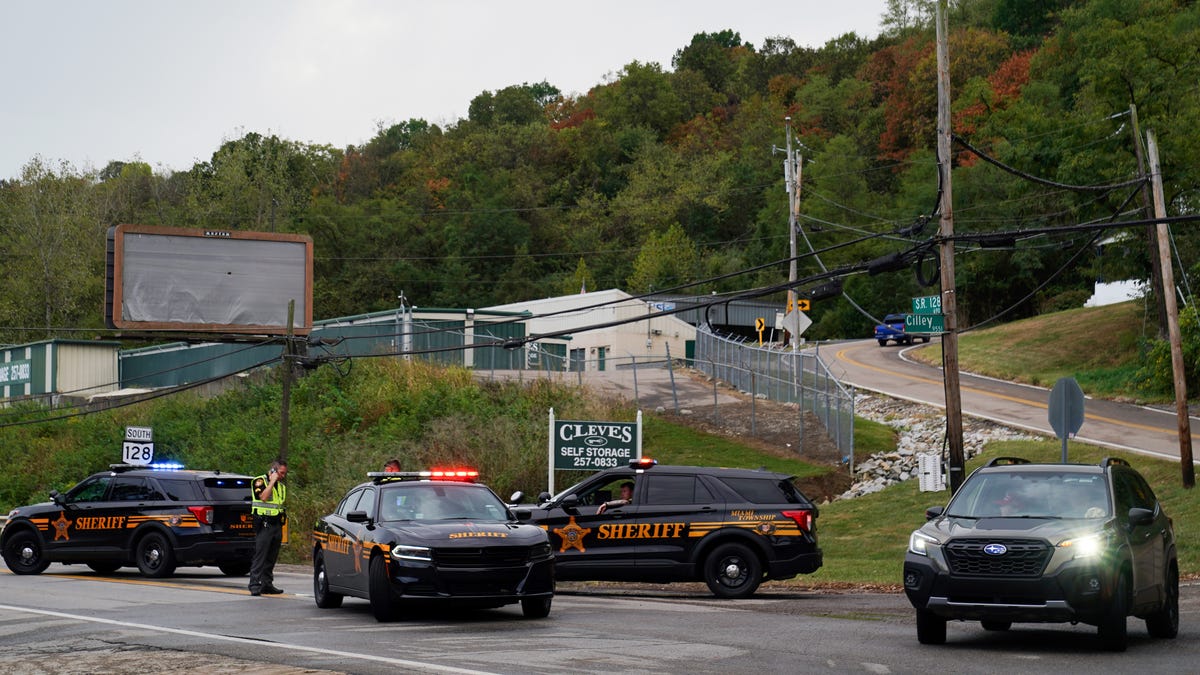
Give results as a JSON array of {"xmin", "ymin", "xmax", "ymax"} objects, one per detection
[{"xmin": 0, "ymin": 603, "xmax": 494, "ymax": 674}]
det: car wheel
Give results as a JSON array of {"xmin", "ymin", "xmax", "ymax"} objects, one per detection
[
  {"xmin": 1146, "ymin": 563, "xmax": 1179, "ymax": 639},
  {"xmin": 703, "ymin": 542, "xmax": 762, "ymax": 599},
  {"xmin": 521, "ymin": 597, "xmax": 552, "ymax": 619},
  {"xmin": 1097, "ymin": 572, "xmax": 1129, "ymax": 652},
  {"xmin": 916, "ymin": 608, "xmax": 947, "ymax": 645},
  {"xmin": 217, "ymin": 561, "xmax": 252, "ymax": 577},
  {"xmin": 2, "ymin": 531, "xmax": 51, "ymax": 575},
  {"xmin": 981, "ymin": 619, "xmax": 1011, "ymax": 631},
  {"xmin": 921, "ymin": 337, "xmax": 930, "ymax": 343},
  {"xmin": 877, "ymin": 340, "xmax": 887, "ymax": 347},
  {"xmin": 86, "ymin": 562, "xmax": 123, "ymax": 574},
  {"xmin": 135, "ymin": 532, "xmax": 177, "ymax": 578},
  {"xmin": 369, "ymin": 556, "xmax": 398, "ymax": 622},
  {"xmin": 313, "ymin": 550, "xmax": 344, "ymax": 609}
]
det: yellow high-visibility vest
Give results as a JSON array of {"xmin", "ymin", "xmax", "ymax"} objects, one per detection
[{"xmin": 251, "ymin": 475, "xmax": 286, "ymax": 516}]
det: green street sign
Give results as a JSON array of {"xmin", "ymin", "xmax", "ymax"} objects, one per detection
[
  {"xmin": 905, "ymin": 313, "xmax": 944, "ymax": 334},
  {"xmin": 911, "ymin": 295, "xmax": 942, "ymax": 315}
]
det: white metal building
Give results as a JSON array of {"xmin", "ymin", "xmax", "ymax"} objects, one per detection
[{"xmin": 484, "ymin": 289, "xmax": 696, "ymax": 372}]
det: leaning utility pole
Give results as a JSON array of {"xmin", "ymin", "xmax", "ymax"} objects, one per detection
[
  {"xmin": 936, "ymin": 0, "xmax": 966, "ymax": 493},
  {"xmin": 1146, "ymin": 131, "xmax": 1195, "ymax": 487},
  {"xmin": 785, "ymin": 116, "xmax": 800, "ymax": 351}
]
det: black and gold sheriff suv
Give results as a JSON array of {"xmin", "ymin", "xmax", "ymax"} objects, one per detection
[
  {"xmin": 1, "ymin": 463, "xmax": 256, "ymax": 578},
  {"xmin": 312, "ymin": 469, "xmax": 555, "ymax": 622},
  {"xmin": 513, "ymin": 459, "xmax": 822, "ymax": 598}
]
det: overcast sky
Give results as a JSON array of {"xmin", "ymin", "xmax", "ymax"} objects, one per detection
[{"xmin": 1, "ymin": 1, "xmax": 886, "ymax": 180}]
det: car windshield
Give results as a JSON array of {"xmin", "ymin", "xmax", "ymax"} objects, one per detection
[
  {"xmin": 946, "ymin": 470, "xmax": 1111, "ymax": 519},
  {"xmin": 377, "ymin": 483, "xmax": 509, "ymax": 522}
]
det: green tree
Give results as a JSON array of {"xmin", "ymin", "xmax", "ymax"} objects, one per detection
[
  {"xmin": 0, "ymin": 157, "xmax": 105, "ymax": 341},
  {"xmin": 592, "ymin": 61, "xmax": 687, "ymax": 136},
  {"xmin": 672, "ymin": 30, "xmax": 751, "ymax": 94},
  {"xmin": 564, "ymin": 257, "xmax": 597, "ymax": 296},
  {"xmin": 626, "ymin": 223, "xmax": 701, "ymax": 293}
]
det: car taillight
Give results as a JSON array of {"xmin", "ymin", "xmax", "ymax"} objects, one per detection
[
  {"xmin": 187, "ymin": 506, "xmax": 213, "ymax": 525},
  {"xmin": 782, "ymin": 509, "xmax": 813, "ymax": 532}
]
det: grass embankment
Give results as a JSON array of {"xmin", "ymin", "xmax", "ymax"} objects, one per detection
[{"xmin": 907, "ymin": 301, "xmax": 1150, "ymax": 400}]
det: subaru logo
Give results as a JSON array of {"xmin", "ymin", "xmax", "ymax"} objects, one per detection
[{"xmin": 983, "ymin": 543, "xmax": 1008, "ymax": 556}]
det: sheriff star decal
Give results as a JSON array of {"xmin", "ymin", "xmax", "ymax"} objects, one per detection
[
  {"xmin": 52, "ymin": 511, "xmax": 72, "ymax": 541},
  {"xmin": 553, "ymin": 516, "xmax": 591, "ymax": 553}
]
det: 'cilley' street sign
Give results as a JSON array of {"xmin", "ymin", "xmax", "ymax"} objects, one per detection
[{"xmin": 905, "ymin": 313, "xmax": 944, "ymax": 334}]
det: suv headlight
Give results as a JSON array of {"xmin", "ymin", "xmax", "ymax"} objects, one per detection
[
  {"xmin": 394, "ymin": 544, "xmax": 432, "ymax": 562},
  {"xmin": 909, "ymin": 531, "xmax": 939, "ymax": 556},
  {"xmin": 1060, "ymin": 533, "xmax": 1106, "ymax": 559}
]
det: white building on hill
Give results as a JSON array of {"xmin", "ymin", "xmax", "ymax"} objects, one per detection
[{"xmin": 484, "ymin": 289, "xmax": 696, "ymax": 372}]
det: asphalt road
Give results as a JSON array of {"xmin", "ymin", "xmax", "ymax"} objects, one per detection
[
  {"xmin": 3, "ymin": 564, "xmax": 1200, "ymax": 674},
  {"xmin": 829, "ymin": 338, "xmax": 1199, "ymax": 464}
]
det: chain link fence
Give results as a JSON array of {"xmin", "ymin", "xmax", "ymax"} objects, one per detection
[{"xmin": 694, "ymin": 326, "xmax": 856, "ymax": 468}]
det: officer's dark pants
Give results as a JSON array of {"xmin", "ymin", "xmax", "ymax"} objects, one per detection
[{"xmin": 249, "ymin": 516, "xmax": 282, "ymax": 594}]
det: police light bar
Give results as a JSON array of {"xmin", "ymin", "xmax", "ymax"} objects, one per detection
[
  {"xmin": 629, "ymin": 457, "xmax": 658, "ymax": 470},
  {"xmin": 109, "ymin": 462, "xmax": 185, "ymax": 472},
  {"xmin": 369, "ymin": 468, "xmax": 479, "ymax": 483}
]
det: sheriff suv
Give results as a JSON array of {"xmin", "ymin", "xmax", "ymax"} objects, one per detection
[
  {"xmin": 903, "ymin": 457, "xmax": 1178, "ymax": 651},
  {"xmin": 513, "ymin": 458, "xmax": 822, "ymax": 598},
  {"xmin": 1, "ymin": 463, "xmax": 256, "ymax": 578},
  {"xmin": 312, "ymin": 469, "xmax": 555, "ymax": 622}
]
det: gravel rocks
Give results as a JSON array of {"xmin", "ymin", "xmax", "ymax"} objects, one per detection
[{"xmin": 837, "ymin": 393, "xmax": 1036, "ymax": 501}]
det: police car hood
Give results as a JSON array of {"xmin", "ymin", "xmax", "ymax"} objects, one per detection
[
  {"xmin": 927, "ymin": 515, "xmax": 1106, "ymax": 544},
  {"xmin": 379, "ymin": 520, "xmax": 547, "ymax": 547},
  {"xmin": 7, "ymin": 501, "xmax": 59, "ymax": 518}
]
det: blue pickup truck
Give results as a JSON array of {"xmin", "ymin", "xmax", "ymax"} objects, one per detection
[{"xmin": 874, "ymin": 313, "xmax": 931, "ymax": 346}]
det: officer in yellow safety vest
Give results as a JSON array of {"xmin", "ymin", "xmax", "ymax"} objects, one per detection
[{"xmin": 248, "ymin": 459, "xmax": 288, "ymax": 596}]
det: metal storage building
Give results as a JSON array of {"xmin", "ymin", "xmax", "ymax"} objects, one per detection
[{"xmin": 1, "ymin": 339, "xmax": 121, "ymax": 403}]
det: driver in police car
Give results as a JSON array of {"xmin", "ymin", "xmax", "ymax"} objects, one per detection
[{"xmin": 597, "ymin": 481, "xmax": 634, "ymax": 515}]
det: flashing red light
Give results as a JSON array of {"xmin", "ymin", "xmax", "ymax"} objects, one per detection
[
  {"xmin": 782, "ymin": 509, "xmax": 814, "ymax": 532},
  {"xmin": 427, "ymin": 468, "xmax": 479, "ymax": 482},
  {"xmin": 187, "ymin": 505, "xmax": 213, "ymax": 525},
  {"xmin": 629, "ymin": 457, "xmax": 658, "ymax": 469}
]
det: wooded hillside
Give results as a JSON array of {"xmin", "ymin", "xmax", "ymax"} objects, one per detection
[{"xmin": 2, "ymin": 0, "xmax": 1196, "ymax": 349}]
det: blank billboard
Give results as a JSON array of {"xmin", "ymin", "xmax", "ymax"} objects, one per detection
[{"xmin": 106, "ymin": 224, "xmax": 313, "ymax": 335}]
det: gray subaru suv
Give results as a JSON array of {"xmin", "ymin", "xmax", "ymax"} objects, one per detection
[{"xmin": 903, "ymin": 457, "xmax": 1178, "ymax": 651}]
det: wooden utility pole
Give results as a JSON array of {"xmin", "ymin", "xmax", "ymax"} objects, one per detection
[
  {"xmin": 936, "ymin": 0, "xmax": 966, "ymax": 493},
  {"xmin": 1129, "ymin": 106, "xmax": 1170, "ymax": 338},
  {"xmin": 1146, "ymin": 131, "xmax": 1194, "ymax": 487},
  {"xmin": 279, "ymin": 299, "xmax": 295, "ymax": 462}
]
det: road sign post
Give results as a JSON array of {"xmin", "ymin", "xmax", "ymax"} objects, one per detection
[{"xmin": 1048, "ymin": 377, "xmax": 1085, "ymax": 462}]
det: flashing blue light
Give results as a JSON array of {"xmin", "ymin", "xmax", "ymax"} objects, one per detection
[{"xmin": 148, "ymin": 462, "xmax": 185, "ymax": 471}]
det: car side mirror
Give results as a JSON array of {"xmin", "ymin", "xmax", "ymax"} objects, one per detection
[
  {"xmin": 49, "ymin": 489, "xmax": 62, "ymax": 505},
  {"xmin": 1128, "ymin": 507, "xmax": 1154, "ymax": 527},
  {"xmin": 513, "ymin": 508, "xmax": 531, "ymax": 522},
  {"xmin": 347, "ymin": 510, "xmax": 371, "ymax": 524},
  {"xmin": 560, "ymin": 494, "xmax": 580, "ymax": 510},
  {"xmin": 925, "ymin": 505, "xmax": 945, "ymax": 521},
  {"xmin": 509, "ymin": 491, "xmax": 525, "ymax": 504}
]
